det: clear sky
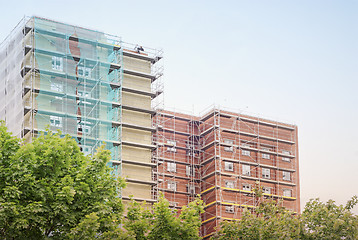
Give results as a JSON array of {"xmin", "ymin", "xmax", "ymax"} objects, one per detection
[{"xmin": 1, "ymin": 0, "xmax": 357, "ymax": 213}]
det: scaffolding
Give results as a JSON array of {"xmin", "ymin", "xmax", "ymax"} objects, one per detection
[
  {"xmin": 1, "ymin": 16, "xmax": 163, "ymax": 203},
  {"xmin": 153, "ymin": 106, "xmax": 299, "ymax": 239}
]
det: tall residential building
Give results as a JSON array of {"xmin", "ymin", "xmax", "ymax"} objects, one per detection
[
  {"xmin": 1, "ymin": 17, "xmax": 300, "ymax": 239},
  {"xmin": 154, "ymin": 108, "xmax": 300, "ymax": 238},
  {"xmin": 0, "ymin": 16, "xmax": 163, "ymax": 204}
]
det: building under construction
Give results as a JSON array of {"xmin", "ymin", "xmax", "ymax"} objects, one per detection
[
  {"xmin": 154, "ymin": 108, "xmax": 300, "ymax": 238},
  {"xmin": 0, "ymin": 16, "xmax": 163, "ymax": 205},
  {"xmin": 0, "ymin": 16, "xmax": 300, "ymax": 239}
]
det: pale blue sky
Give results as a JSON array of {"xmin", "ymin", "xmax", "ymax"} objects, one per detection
[{"xmin": 1, "ymin": 0, "xmax": 357, "ymax": 213}]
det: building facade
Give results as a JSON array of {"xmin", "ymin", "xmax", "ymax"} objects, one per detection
[
  {"xmin": 154, "ymin": 108, "xmax": 300, "ymax": 238},
  {"xmin": 0, "ymin": 16, "xmax": 163, "ymax": 204},
  {"xmin": 1, "ymin": 17, "xmax": 299, "ymax": 239}
]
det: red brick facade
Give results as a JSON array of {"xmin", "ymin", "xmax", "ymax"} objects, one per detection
[{"xmin": 153, "ymin": 108, "xmax": 300, "ymax": 238}]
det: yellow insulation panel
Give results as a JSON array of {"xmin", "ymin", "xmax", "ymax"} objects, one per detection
[
  {"xmin": 122, "ymin": 146, "xmax": 151, "ymax": 163},
  {"xmin": 122, "ymin": 127, "xmax": 152, "ymax": 145},
  {"xmin": 123, "ymin": 74, "xmax": 151, "ymax": 92},
  {"xmin": 122, "ymin": 164, "xmax": 152, "ymax": 181},
  {"xmin": 122, "ymin": 183, "xmax": 152, "ymax": 199},
  {"xmin": 122, "ymin": 109, "xmax": 151, "ymax": 127},
  {"xmin": 123, "ymin": 56, "xmax": 151, "ymax": 74},
  {"xmin": 122, "ymin": 92, "xmax": 151, "ymax": 110}
]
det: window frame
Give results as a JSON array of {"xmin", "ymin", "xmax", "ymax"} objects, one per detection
[
  {"xmin": 167, "ymin": 140, "xmax": 177, "ymax": 152},
  {"xmin": 242, "ymin": 184, "xmax": 251, "ymax": 191},
  {"xmin": 262, "ymin": 168, "xmax": 270, "ymax": 179},
  {"xmin": 242, "ymin": 150, "xmax": 250, "ymax": 156},
  {"xmin": 225, "ymin": 180, "xmax": 235, "ymax": 189},
  {"xmin": 224, "ymin": 161, "xmax": 234, "ymax": 172},
  {"xmin": 167, "ymin": 162, "xmax": 177, "ymax": 173},
  {"xmin": 283, "ymin": 189, "xmax": 292, "ymax": 197},
  {"xmin": 224, "ymin": 139, "xmax": 234, "ymax": 152},
  {"xmin": 242, "ymin": 164, "xmax": 251, "ymax": 176},
  {"xmin": 283, "ymin": 171, "xmax": 291, "ymax": 181},
  {"xmin": 167, "ymin": 181, "xmax": 177, "ymax": 191}
]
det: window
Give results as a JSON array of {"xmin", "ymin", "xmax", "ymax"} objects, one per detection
[
  {"xmin": 242, "ymin": 165, "xmax": 251, "ymax": 176},
  {"xmin": 50, "ymin": 82, "xmax": 63, "ymax": 92},
  {"xmin": 167, "ymin": 162, "xmax": 176, "ymax": 172},
  {"xmin": 82, "ymin": 146, "xmax": 91, "ymax": 156},
  {"xmin": 282, "ymin": 150, "xmax": 291, "ymax": 162},
  {"xmin": 262, "ymin": 168, "xmax": 270, "ymax": 179},
  {"xmin": 263, "ymin": 187, "xmax": 271, "ymax": 194},
  {"xmin": 50, "ymin": 116, "xmax": 62, "ymax": 127},
  {"xmin": 224, "ymin": 161, "xmax": 234, "ymax": 172},
  {"xmin": 242, "ymin": 150, "xmax": 250, "ymax": 156},
  {"xmin": 283, "ymin": 171, "xmax": 291, "ymax": 181},
  {"xmin": 225, "ymin": 180, "xmax": 235, "ymax": 189},
  {"xmin": 78, "ymin": 66, "xmax": 92, "ymax": 78},
  {"xmin": 169, "ymin": 202, "xmax": 178, "ymax": 207},
  {"xmin": 225, "ymin": 205, "xmax": 235, "ymax": 213},
  {"xmin": 262, "ymin": 153, "xmax": 270, "ymax": 159},
  {"xmin": 283, "ymin": 189, "xmax": 292, "ymax": 197},
  {"xmin": 52, "ymin": 56, "xmax": 63, "ymax": 71},
  {"xmin": 167, "ymin": 140, "xmax": 176, "ymax": 152},
  {"xmin": 282, "ymin": 150, "xmax": 291, "ymax": 155},
  {"xmin": 78, "ymin": 90, "xmax": 90, "ymax": 98},
  {"xmin": 224, "ymin": 139, "xmax": 234, "ymax": 152},
  {"xmin": 77, "ymin": 123, "xmax": 91, "ymax": 135},
  {"xmin": 187, "ymin": 184, "xmax": 195, "ymax": 194},
  {"xmin": 243, "ymin": 184, "xmax": 251, "ymax": 191},
  {"xmin": 167, "ymin": 181, "xmax": 177, "ymax": 191},
  {"xmin": 186, "ymin": 166, "xmax": 194, "ymax": 177}
]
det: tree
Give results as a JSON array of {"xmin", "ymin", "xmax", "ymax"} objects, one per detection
[
  {"xmin": 214, "ymin": 191, "xmax": 358, "ymax": 240},
  {"xmin": 0, "ymin": 122, "xmax": 126, "ymax": 239},
  {"xmin": 125, "ymin": 194, "xmax": 204, "ymax": 240},
  {"xmin": 301, "ymin": 196, "xmax": 358, "ymax": 240},
  {"xmin": 213, "ymin": 199, "xmax": 302, "ymax": 240}
]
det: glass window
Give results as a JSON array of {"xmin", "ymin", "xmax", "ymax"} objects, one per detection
[
  {"xmin": 168, "ymin": 181, "xmax": 177, "ymax": 191},
  {"xmin": 242, "ymin": 165, "xmax": 251, "ymax": 176},
  {"xmin": 263, "ymin": 187, "xmax": 271, "ymax": 194},
  {"xmin": 224, "ymin": 161, "xmax": 234, "ymax": 171},
  {"xmin": 225, "ymin": 205, "xmax": 235, "ymax": 213},
  {"xmin": 167, "ymin": 140, "xmax": 176, "ymax": 152},
  {"xmin": 283, "ymin": 171, "xmax": 291, "ymax": 181},
  {"xmin": 283, "ymin": 189, "xmax": 292, "ymax": 197},
  {"xmin": 282, "ymin": 150, "xmax": 291, "ymax": 155},
  {"xmin": 242, "ymin": 150, "xmax": 250, "ymax": 156},
  {"xmin": 224, "ymin": 139, "xmax": 234, "ymax": 152},
  {"xmin": 243, "ymin": 184, "xmax": 251, "ymax": 191},
  {"xmin": 186, "ymin": 166, "xmax": 194, "ymax": 177},
  {"xmin": 187, "ymin": 184, "xmax": 195, "ymax": 194},
  {"xmin": 50, "ymin": 116, "xmax": 62, "ymax": 127},
  {"xmin": 52, "ymin": 56, "xmax": 63, "ymax": 71},
  {"xmin": 50, "ymin": 82, "xmax": 63, "ymax": 92},
  {"xmin": 225, "ymin": 180, "xmax": 235, "ymax": 189},
  {"xmin": 262, "ymin": 153, "xmax": 270, "ymax": 159},
  {"xmin": 262, "ymin": 168, "xmax": 270, "ymax": 179},
  {"xmin": 78, "ymin": 66, "xmax": 92, "ymax": 78},
  {"xmin": 167, "ymin": 162, "xmax": 176, "ymax": 173}
]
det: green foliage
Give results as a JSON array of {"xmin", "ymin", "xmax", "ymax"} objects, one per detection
[
  {"xmin": 214, "ymin": 196, "xmax": 358, "ymax": 240},
  {"xmin": 125, "ymin": 194, "xmax": 204, "ymax": 240},
  {"xmin": 214, "ymin": 200, "xmax": 302, "ymax": 240},
  {"xmin": 0, "ymin": 124, "xmax": 125, "ymax": 239},
  {"xmin": 301, "ymin": 197, "xmax": 358, "ymax": 240},
  {"xmin": 0, "ymin": 124, "xmax": 204, "ymax": 239}
]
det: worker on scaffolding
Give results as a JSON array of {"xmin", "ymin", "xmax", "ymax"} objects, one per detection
[{"xmin": 135, "ymin": 44, "xmax": 144, "ymax": 54}]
